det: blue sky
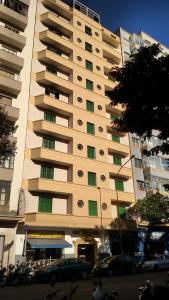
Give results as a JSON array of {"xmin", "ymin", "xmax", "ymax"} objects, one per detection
[{"xmin": 77, "ymin": 0, "xmax": 169, "ymax": 48}]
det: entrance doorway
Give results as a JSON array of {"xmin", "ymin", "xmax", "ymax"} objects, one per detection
[{"xmin": 78, "ymin": 244, "xmax": 95, "ymax": 265}]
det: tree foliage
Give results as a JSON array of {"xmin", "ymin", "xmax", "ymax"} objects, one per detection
[
  {"xmin": 128, "ymin": 193, "xmax": 169, "ymax": 225},
  {"xmin": 0, "ymin": 106, "xmax": 17, "ymax": 160},
  {"xmin": 107, "ymin": 44, "xmax": 169, "ymax": 156}
]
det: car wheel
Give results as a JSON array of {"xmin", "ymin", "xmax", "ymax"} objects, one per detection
[
  {"xmin": 81, "ymin": 271, "xmax": 88, "ymax": 279},
  {"xmin": 153, "ymin": 265, "xmax": 159, "ymax": 272},
  {"xmin": 107, "ymin": 269, "xmax": 113, "ymax": 277}
]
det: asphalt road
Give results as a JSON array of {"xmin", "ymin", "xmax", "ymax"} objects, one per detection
[{"xmin": 0, "ymin": 271, "xmax": 168, "ymax": 300}]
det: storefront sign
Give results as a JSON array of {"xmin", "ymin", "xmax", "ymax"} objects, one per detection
[{"xmin": 28, "ymin": 232, "xmax": 64, "ymax": 239}]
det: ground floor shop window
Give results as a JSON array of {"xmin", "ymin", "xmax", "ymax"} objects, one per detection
[{"xmin": 26, "ymin": 245, "xmax": 62, "ymax": 262}]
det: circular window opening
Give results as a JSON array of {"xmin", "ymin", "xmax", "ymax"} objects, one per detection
[
  {"xmin": 77, "ymin": 170, "xmax": 84, "ymax": 177},
  {"xmin": 77, "ymin": 144, "xmax": 83, "ymax": 150},
  {"xmin": 77, "ymin": 119, "xmax": 83, "ymax": 126},
  {"xmin": 100, "ymin": 175, "xmax": 106, "ymax": 181},
  {"xmin": 77, "ymin": 97, "xmax": 83, "ymax": 103},
  {"xmin": 102, "ymin": 203, "xmax": 107, "ymax": 210},
  {"xmin": 99, "ymin": 150, "xmax": 104, "ymax": 156},
  {"xmin": 77, "ymin": 38, "xmax": 82, "ymax": 43},
  {"xmin": 78, "ymin": 200, "xmax": 84, "ymax": 208},
  {"xmin": 77, "ymin": 76, "xmax": 82, "ymax": 81},
  {"xmin": 95, "ymin": 32, "xmax": 99, "ymax": 37},
  {"xmin": 98, "ymin": 105, "xmax": 102, "ymax": 111},
  {"xmin": 95, "ymin": 48, "xmax": 100, "ymax": 53},
  {"xmin": 97, "ymin": 85, "xmax": 101, "ymax": 90},
  {"xmin": 98, "ymin": 126, "xmax": 103, "ymax": 132},
  {"xmin": 77, "ymin": 21, "xmax": 82, "ymax": 26},
  {"xmin": 77, "ymin": 56, "xmax": 82, "ymax": 62},
  {"xmin": 96, "ymin": 66, "xmax": 101, "ymax": 71}
]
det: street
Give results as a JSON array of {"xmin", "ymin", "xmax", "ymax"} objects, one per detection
[{"xmin": 0, "ymin": 271, "xmax": 168, "ymax": 300}]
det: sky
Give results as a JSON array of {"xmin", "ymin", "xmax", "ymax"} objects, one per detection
[{"xmin": 76, "ymin": 0, "xmax": 169, "ymax": 48}]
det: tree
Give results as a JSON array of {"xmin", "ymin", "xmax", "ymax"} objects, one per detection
[
  {"xmin": 128, "ymin": 193, "xmax": 169, "ymax": 226},
  {"xmin": 106, "ymin": 44, "xmax": 169, "ymax": 156},
  {"xmin": 0, "ymin": 106, "xmax": 17, "ymax": 161}
]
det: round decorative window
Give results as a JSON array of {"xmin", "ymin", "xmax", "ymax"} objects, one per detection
[
  {"xmin": 102, "ymin": 203, "xmax": 107, "ymax": 210},
  {"xmin": 77, "ymin": 38, "xmax": 82, "ymax": 43},
  {"xmin": 95, "ymin": 48, "xmax": 100, "ymax": 53},
  {"xmin": 97, "ymin": 85, "xmax": 101, "ymax": 90},
  {"xmin": 98, "ymin": 105, "xmax": 102, "ymax": 111},
  {"xmin": 96, "ymin": 66, "xmax": 101, "ymax": 71},
  {"xmin": 77, "ymin": 119, "xmax": 83, "ymax": 126},
  {"xmin": 77, "ymin": 21, "xmax": 82, "ymax": 26},
  {"xmin": 78, "ymin": 200, "xmax": 84, "ymax": 208},
  {"xmin": 77, "ymin": 97, "xmax": 83, "ymax": 103},
  {"xmin": 100, "ymin": 175, "xmax": 106, "ymax": 181},
  {"xmin": 98, "ymin": 126, "xmax": 103, "ymax": 132},
  {"xmin": 99, "ymin": 149, "xmax": 104, "ymax": 156},
  {"xmin": 77, "ymin": 56, "xmax": 82, "ymax": 62},
  {"xmin": 77, "ymin": 170, "xmax": 84, "ymax": 177},
  {"xmin": 77, "ymin": 76, "xmax": 82, "ymax": 81},
  {"xmin": 95, "ymin": 32, "xmax": 99, "ymax": 37},
  {"xmin": 77, "ymin": 144, "xmax": 83, "ymax": 150}
]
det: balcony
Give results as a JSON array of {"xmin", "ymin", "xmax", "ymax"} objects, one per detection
[
  {"xmin": 0, "ymin": 204, "xmax": 9, "ymax": 214},
  {"xmin": 39, "ymin": 30, "xmax": 72, "ymax": 55},
  {"xmin": 0, "ymin": 48, "xmax": 24, "ymax": 73},
  {"xmin": 103, "ymin": 49, "xmax": 121, "ymax": 66},
  {"xmin": 0, "ymin": 168, "xmax": 13, "ymax": 181},
  {"xmin": 42, "ymin": 0, "xmax": 72, "ymax": 20},
  {"xmin": 102, "ymin": 28, "xmax": 120, "ymax": 49},
  {"xmin": 0, "ymin": 25, "xmax": 26, "ymax": 51},
  {"xmin": 0, "ymin": 74, "xmax": 21, "ymax": 98},
  {"xmin": 0, "ymin": 0, "xmax": 28, "ymax": 31}
]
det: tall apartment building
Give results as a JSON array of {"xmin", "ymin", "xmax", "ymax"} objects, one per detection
[
  {"xmin": 0, "ymin": 0, "xmax": 135, "ymax": 265},
  {"xmin": 0, "ymin": 0, "xmax": 30, "ymax": 266},
  {"xmin": 116, "ymin": 28, "xmax": 169, "ymax": 201}
]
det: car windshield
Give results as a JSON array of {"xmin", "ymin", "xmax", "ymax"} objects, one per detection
[{"xmin": 47, "ymin": 259, "xmax": 65, "ymax": 266}]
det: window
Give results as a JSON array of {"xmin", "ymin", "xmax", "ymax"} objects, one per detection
[
  {"xmin": 115, "ymin": 179, "xmax": 124, "ymax": 191},
  {"xmin": 0, "ymin": 156, "xmax": 14, "ymax": 169},
  {"xmin": 0, "ymin": 181, "xmax": 11, "ymax": 206},
  {"xmin": 118, "ymin": 206, "xmax": 126, "ymax": 218},
  {"xmin": 88, "ymin": 172, "xmax": 96, "ymax": 186},
  {"xmin": 85, "ymin": 25, "xmax": 92, "ymax": 36},
  {"xmin": 86, "ymin": 60, "xmax": 93, "ymax": 71},
  {"xmin": 137, "ymin": 180, "xmax": 145, "ymax": 191},
  {"xmin": 38, "ymin": 196, "xmax": 52, "ymax": 213},
  {"xmin": 87, "ymin": 146, "xmax": 95, "ymax": 159},
  {"xmin": 112, "ymin": 134, "xmax": 120, "ymax": 143},
  {"xmin": 85, "ymin": 42, "xmax": 92, "ymax": 52},
  {"xmin": 113, "ymin": 156, "xmax": 122, "ymax": 166},
  {"xmin": 87, "ymin": 122, "xmax": 95, "ymax": 135},
  {"xmin": 44, "ymin": 111, "xmax": 56, "ymax": 123},
  {"xmin": 43, "ymin": 138, "xmax": 55, "ymax": 149},
  {"xmin": 40, "ymin": 166, "xmax": 54, "ymax": 179},
  {"xmin": 111, "ymin": 114, "xmax": 119, "ymax": 121},
  {"xmin": 86, "ymin": 100, "xmax": 94, "ymax": 112},
  {"xmin": 86, "ymin": 79, "xmax": 93, "ymax": 90},
  {"xmin": 88, "ymin": 200, "xmax": 97, "ymax": 216},
  {"xmin": 135, "ymin": 158, "xmax": 142, "ymax": 168},
  {"xmin": 132, "ymin": 137, "xmax": 140, "ymax": 148}
]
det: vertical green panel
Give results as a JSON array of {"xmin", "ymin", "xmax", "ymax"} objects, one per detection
[
  {"xmin": 113, "ymin": 156, "xmax": 122, "ymax": 165},
  {"xmin": 87, "ymin": 122, "xmax": 95, "ymax": 134},
  {"xmin": 85, "ymin": 42, "xmax": 92, "ymax": 52},
  {"xmin": 41, "ymin": 166, "xmax": 54, "ymax": 179},
  {"xmin": 115, "ymin": 179, "xmax": 124, "ymax": 191},
  {"xmin": 88, "ymin": 200, "xmax": 97, "ymax": 216},
  {"xmin": 111, "ymin": 114, "xmax": 119, "ymax": 121},
  {"xmin": 112, "ymin": 134, "xmax": 120, "ymax": 143},
  {"xmin": 118, "ymin": 206, "xmax": 126, "ymax": 218},
  {"xmin": 87, "ymin": 146, "xmax": 95, "ymax": 159},
  {"xmin": 44, "ymin": 112, "xmax": 56, "ymax": 122},
  {"xmin": 85, "ymin": 26, "xmax": 92, "ymax": 35},
  {"xmin": 38, "ymin": 196, "xmax": 52, "ymax": 212},
  {"xmin": 88, "ymin": 172, "xmax": 96, "ymax": 186},
  {"xmin": 43, "ymin": 138, "xmax": 55, "ymax": 149},
  {"xmin": 86, "ymin": 60, "xmax": 93, "ymax": 71},
  {"xmin": 86, "ymin": 79, "xmax": 93, "ymax": 90},
  {"xmin": 86, "ymin": 100, "xmax": 94, "ymax": 112}
]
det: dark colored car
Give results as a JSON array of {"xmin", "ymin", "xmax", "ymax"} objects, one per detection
[
  {"xmin": 35, "ymin": 258, "xmax": 92, "ymax": 282},
  {"xmin": 92, "ymin": 255, "xmax": 136, "ymax": 277}
]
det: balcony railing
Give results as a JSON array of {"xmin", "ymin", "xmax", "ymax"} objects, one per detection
[{"xmin": 0, "ymin": 0, "xmax": 28, "ymax": 17}]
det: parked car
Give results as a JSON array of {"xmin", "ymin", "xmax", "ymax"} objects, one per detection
[
  {"xmin": 35, "ymin": 258, "xmax": 92, "ymax": 282},
  {"xmin": 92, "ymin": 255, "xmax": 136, "ymax": 277},
  {"xmin": 142, "ymin": 254, "xmax": 169, "ymax": 272}
]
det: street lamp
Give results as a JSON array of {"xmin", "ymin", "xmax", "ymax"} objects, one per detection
[{"xmin": 115, "ymin": 155, "xmax": 135, "ymax": 255}]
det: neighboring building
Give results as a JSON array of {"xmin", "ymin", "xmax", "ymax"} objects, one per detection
[
  {"xmin": 0, "ymin": 0, "xmax": 30, "ymax": 267},
  {"xmin": 13, "ymin": 0, "xmax": 135, "ymax": 264},
  {"xmin": 116, "ymin": 28, "xmax": 169, "ymax": 200}
]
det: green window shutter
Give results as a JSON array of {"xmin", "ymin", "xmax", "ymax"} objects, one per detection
[
  {"xmin": 86, "ymin": 60, "xmax": 93, "ymax": 71},
  {"xmin": 41, "ymin": 166, "xmax": 54, "ymax": 179},
  {"xmin": 87, "ymin": 146, "xmax": 95, "ymax": 159},
  {"xmin": 86, "ymin": 100, "xmax": 94, "ymax": 112},
  {"xmin": 88, "ymin": 200, "xmax": 97, "ymax": 216},
  {"xmin": 43, "ymin": 138, "xmax": 55, "ymax": 149},
  {"xmin": 113, "ymin": 156, "xmax": 122, "ymax": 165},
  {"xmin": 87, "ymin": 122, "xmax": 95, "ymax": 134},
  {"xmin": 112, "ymin": 134, "xmax": 120, "ymax": 143},
  {"xmin": 44, "ymin": 111, "xmax": 56, "ymax": 123},
  {"xmin": 88, "ymin": 172, "xmax": 96, "ymax": 186},
  {"xmin": 85, "ymin": 26, "xmax": 92, "ymax": 36},
  {"xmin": 38, "ymin": 196, "xmax": 52, "ymax": 213},
  {"xmin": 85, "ymin": 42, "xmax": 92, "ymax": 52},
  {"xmin": 118, "ymin": 206, "xmax": 126, "ymax": 218},
  {"xmin": 86, "ymin": 79, "xmax": 93, "ymax": 90},
  {"xmin": 115, "ymin": 179, "xmax": 124, "ymax": 191},
  {"xmin": 111, "ymin": 114, "xmax": 119, "ymax": 121}
]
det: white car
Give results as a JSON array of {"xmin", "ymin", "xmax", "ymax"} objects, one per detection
[{"xmin": 142, "ymin": 254, "xmax": 169, "ymax": 271}]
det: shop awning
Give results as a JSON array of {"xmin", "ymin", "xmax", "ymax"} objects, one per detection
[{"xmin": 27, "ymin": 239, "xmax": 72, "ymax": 249}]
